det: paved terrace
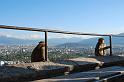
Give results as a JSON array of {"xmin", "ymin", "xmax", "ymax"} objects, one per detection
[{"xmin": 0, "ymin": 56, "xmax": 124, "ymax": 82}]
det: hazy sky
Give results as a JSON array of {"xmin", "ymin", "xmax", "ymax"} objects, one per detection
[{"xmin": 0, "ymin": 0, "xmax": 124, "ymax": 39}]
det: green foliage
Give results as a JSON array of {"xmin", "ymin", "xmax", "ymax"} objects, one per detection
[
  {"xmin": 0, "ymin": 52, "xmax": 31, "ymax": 63},
  {"xmin": 48, "ymin": 51, "xmax": 85, "ymax": 61},
  {"xmin": 0, "ymin": 48, "xmax": 96, "ymax": 63}
]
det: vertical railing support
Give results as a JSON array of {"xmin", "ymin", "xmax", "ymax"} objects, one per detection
[
  {"xmin": 109, "ymin": 35, "xmax": 112, "ymax": 56},
  {"xmin": 45, "ymin": 31, "xmax": 48, "ymax": 61}
]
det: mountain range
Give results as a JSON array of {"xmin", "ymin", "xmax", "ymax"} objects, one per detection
[
  {"xmin": 0, "ymin": 36, "xmax": 37, "ymax": 45},
  {"xmin": 0, "ymin": 35, "xmax": 83, "ymax": 46},
  {"xmin": 0, "ymin": 33, "xmax": 124, "ymax": 48},
  {"xmin": 56, "ymin": 33, "xmax": 124, "ymax": 48}
]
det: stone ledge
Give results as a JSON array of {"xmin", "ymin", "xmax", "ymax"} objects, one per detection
[
  {"xmin": 35, "ymin": 66, "xmax": 124, "ymax": 82},
  {"xmin": 0, "ymin": 56, "xmax": 124, "ymax": 82}
]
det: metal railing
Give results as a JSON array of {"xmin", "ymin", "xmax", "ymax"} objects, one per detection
[{"xmin": 0, "ymin": 25, "xmax": 124, "ymax": 61}]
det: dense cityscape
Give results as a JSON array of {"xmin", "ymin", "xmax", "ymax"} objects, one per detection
[{"xmin": 0, "ymin": 44, "xmax": 124, "ymax": 65}]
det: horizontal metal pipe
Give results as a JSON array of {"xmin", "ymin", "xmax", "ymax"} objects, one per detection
[
  {"xmin": 0, "ymin": 25, "xmax": 124, "ymax": 37},
  {"xmin": 0, "ymin": 25, "xmax": 111, "ymax": 36},
  {"xmin": 0, "ymin": 25, "xmax": 47, "ymax": 32}
]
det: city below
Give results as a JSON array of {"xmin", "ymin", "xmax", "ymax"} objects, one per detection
[{"xmin": 0, "ymin": 44, "xmax": 124, "ymax": 66}]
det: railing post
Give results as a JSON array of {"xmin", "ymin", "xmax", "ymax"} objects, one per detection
[
  {"xmin": 109, "ymin": 35, "xmax": 112, "ymax": 56},
  {"xmin": 45, "ymin": 31, "xmax": 48, "ymax": 61}
]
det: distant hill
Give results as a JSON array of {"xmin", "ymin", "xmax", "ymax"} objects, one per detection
[
  {"xmin": 56, "ymin": 33, "xmax": 124, "ymax": 48},
  {"xmin": 0, "ymin": 35, "xmax": 83, "ymax": 45},
  {"xmin": 0, "ymin": 36, "xmax": 38, "ymax": 45},
  {"xmin": 1, "ymin": 33, "xmax": 124, "ymax": 47},
  {"xmin": 56, "ymin": 38, "xmax": 98, "ymax": 48},
  {"xmin": 48, "ymin": 37, "xmax": 83, "ymax": 46},
  {"xmin": 111, "ymin": 33, "xmax": 124, "ymax": 45}
]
